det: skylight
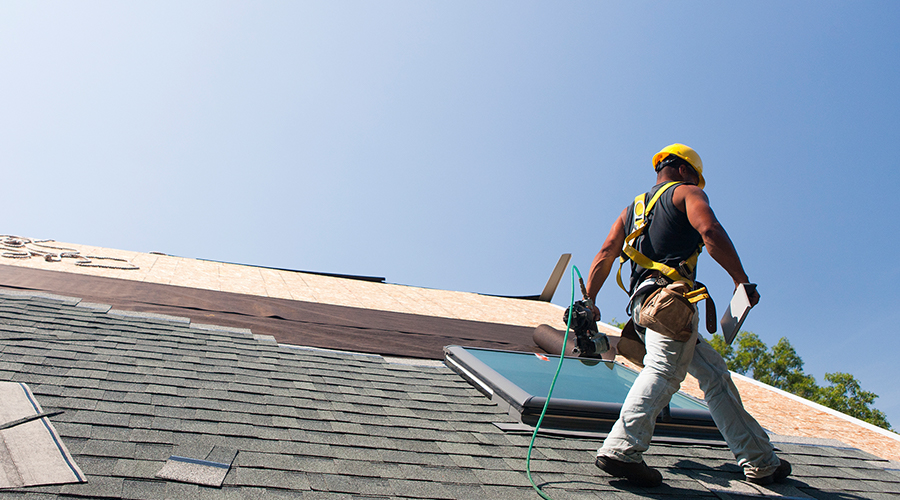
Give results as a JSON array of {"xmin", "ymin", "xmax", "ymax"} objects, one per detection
[{"xmin": 444, "ymin": 346, "xmax": 722, "ymax": 440}]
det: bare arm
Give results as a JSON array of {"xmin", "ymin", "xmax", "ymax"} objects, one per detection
[
  {"xmin": 586, "ymin": 207, "xmax": 629, "ymax": 313},
  {"xmin": 675, "ymin": 185, "xmax": 760, "ymax": 305}
]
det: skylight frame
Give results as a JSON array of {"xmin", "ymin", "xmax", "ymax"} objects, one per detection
[{"xmin": 444, "ymin": 345, "xmax": 723, "ymax": 440}]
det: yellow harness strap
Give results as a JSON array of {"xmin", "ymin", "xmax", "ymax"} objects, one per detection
[
  {"xmin": 684, "ymin": 287, "xmax": 710, "ymax": 304},
  {"xmin": 616, "ymin": 181, "xmax": 702, "ymax": 293}
]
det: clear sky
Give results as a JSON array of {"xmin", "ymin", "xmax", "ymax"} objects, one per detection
[{"xmin": 3, "ymin": 1, "xmax": 899, "ymax": 427}]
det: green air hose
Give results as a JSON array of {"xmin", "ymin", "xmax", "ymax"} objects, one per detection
[{"xmin": 526, "ymin": 265, "xmax": 584, "ymax": 500}]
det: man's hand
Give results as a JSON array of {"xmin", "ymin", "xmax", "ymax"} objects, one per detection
[
  {"xmin": 745, "ymin": 285, "xmax": 760, "ymax": 307},
  {"xmin": 590, "ymin": 303, "xmax": 601, "ymax": 322}
]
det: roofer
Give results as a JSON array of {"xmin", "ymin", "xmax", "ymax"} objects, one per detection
[{"xmin": 585, "ymin": 143, "xmax": 791, "ymax": 487}]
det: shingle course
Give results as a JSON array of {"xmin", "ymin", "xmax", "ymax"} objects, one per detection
[
  {"xmin": 121, "ymin": 478, "xmax": 167, "ymax": 500},
  {"xmin": 133, "ymin": 442, "xmax": 175, "ymax": 461},
  {"xmin": 225, "ymin": 467, "xmax": 312, "ymax": 490},
  {"xmin": 163, "ymin": 481, "xmax": 200, "ymax": 500},
  {"xmin": 1, "ymin": 293, "xmax": 898, "ymax": 499},
  {"xmin": 59, "ymin": 475, "xmax": 123, "ymax": 498}
]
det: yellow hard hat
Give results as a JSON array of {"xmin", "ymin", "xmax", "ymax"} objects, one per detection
[{"xmin": 652, "ymin": 143, "xmax": 705, "ymax": 189}]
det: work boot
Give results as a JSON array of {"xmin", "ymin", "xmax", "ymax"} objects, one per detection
[
  {"xmin": 595, "ymin": 455, "xmax": 663, "ymax": 487},
  {"xmin": 745, "ymin": 459, "xmax": 791, "ymax": 485}
]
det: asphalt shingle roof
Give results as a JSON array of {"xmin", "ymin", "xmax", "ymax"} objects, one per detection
[{"xmin": 1, "ymin": 290, "xmax": 899, "ymax": 499}]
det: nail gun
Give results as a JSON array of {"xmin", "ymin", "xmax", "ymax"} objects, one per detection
[{"xmin": 562, "ymin": 277, "xmax": 610, "ymax": 357}]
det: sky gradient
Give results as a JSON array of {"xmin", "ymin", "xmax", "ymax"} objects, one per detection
[{"xmin": 3, "ymin": 2, "xmax": 899, "ymax": 427}]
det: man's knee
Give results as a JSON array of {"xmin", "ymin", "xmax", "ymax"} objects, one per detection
[{"xmin": 692, "ymin": 351, "xmax": 743, "ymax": 405}]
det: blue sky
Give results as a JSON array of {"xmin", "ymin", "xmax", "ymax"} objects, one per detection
[{"xmin": 3, "ymin": 1, "xmax": 900, "ymax": 427}]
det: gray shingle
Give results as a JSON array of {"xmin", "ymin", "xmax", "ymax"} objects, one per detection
[
  {"xmin": 59, "ymin": 475, "xmax": 123, "ymax": 497},
  {"xmin": 224, "ymin": 467, "xmax": 311, "ymax": 490},
  {"xmin": 121, "ymin": 478, "xmax": 167, "ymax": 499},
  {"xmin": 81, "ymin": 439, "xmax": 137, "ymax": 459},
  {"xmin": 2, "ymin": 294, "xmax": 899, "ymax": 500},
  {"xmin": 134, "ymin": 442, "xmax": 175, "ymax": 461},
  {"xmin": 163, "ymin": 481, "xmax": 200, "ymax": 499}
]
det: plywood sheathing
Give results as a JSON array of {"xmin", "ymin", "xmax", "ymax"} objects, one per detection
[
  {"xmin": 0, "ymin": 241, "xmax": 570, "ymax": 331},
  {"xmin": 674, "ymin": 372, "xmax": 900, "ymax": 462}
]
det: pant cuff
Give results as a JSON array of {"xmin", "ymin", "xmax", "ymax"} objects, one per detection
[{"xmin": 597, "ymin": 448, "xmax": 643, "ymax": 464}]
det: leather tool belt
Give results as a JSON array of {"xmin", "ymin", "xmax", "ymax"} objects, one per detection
[{"xmin": 635, "ymin": 281, "xmax": 699, "ymax": 342}]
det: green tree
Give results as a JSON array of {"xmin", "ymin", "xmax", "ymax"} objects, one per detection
[
  {"xmin": 607, "ymin": 318, "xmax": 628, "ymax": 330},
  {"xmin": 816, "ymin": 372, "xmax": 891, "ymax": 430},
  {"xmin": 710, "ymin": 331, "xmax": 892, "ymax": 431}
]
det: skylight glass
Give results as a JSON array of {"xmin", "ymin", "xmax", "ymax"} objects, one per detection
[
  {"xmin": 464, "ymin": 347, "xmax": 708, "ymax": 411},
  {"xmin": 444, "ymin": 346, "xmax": 721, "ymax": 439}
]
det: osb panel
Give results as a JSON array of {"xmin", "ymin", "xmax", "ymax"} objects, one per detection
[
  {"xmin": 0, "ymin": 240, "xmax": 568, "ymax": 329},
  {"xmin": 732, "ymin": 376, "xmax": 900, "ymax": 462},
  {"xmin": 672, "ymin": 372, "xmax": 900, "ymax": 462}
]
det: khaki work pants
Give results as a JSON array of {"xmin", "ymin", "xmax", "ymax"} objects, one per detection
[{"xmin": 598, "ymin": 302, "xmax": 781, "ymax": 478}]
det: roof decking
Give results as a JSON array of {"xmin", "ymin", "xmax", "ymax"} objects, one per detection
[
  {"xmin": 2, "ymin": 291, "xmax": 900, "ymax": 499},
  {"xmin": 0, "ymin": 240, "xmax": 571, "ymax": 330}
]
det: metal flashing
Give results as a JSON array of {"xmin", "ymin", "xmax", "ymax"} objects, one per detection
[
  {"xmin": 539, "ymin": 253, "xmax": 571, "ymax": 302},
  {"xmin": 443, "ymin": 353, "xmax": 494, "ymax": 397}
]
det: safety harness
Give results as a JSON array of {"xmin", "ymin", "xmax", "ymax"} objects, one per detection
[{"xmin": 616, "ymin": 181, "xmax": 710, "ymax": 306}]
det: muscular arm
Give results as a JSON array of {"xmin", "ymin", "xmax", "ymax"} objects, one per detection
[
  {"xmin": 674, "ymin": 185, "xmax": 759, "ymax": 305},
  {"xmin": 586, "ymin": 207, "xmax": 628, "ymax": 306}
]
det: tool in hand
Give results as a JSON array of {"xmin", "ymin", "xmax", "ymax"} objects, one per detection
[{"xmin": 561, "ymin": 276, "xmax": 610, "ymax": 357}]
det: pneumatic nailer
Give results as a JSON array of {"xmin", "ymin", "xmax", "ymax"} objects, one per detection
[{"xmin": 561, "ymin": 277, "xmax": 609, "ymax": 357}]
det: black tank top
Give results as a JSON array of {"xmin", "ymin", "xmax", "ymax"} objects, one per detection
[{"xmin": 625, "ymin": 182, "xmax": 702, "ymax": 293}]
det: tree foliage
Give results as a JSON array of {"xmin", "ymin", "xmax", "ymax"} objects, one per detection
[
  {"xmin": 607, "ymin": 318, "xmax": 628, "ymax": 330},
  {"xmin": 709, "ymin": 331, "xmax": 892, "ymax": 431}
]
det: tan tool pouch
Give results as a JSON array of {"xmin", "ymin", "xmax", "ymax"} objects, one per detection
[
  {"xmin": 635, "ymin": 281, "xmax": 697, "ymax": 342},
  {"xmin": 618, "ymin": 320, "xmax": 647, "ymax": 367}
]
